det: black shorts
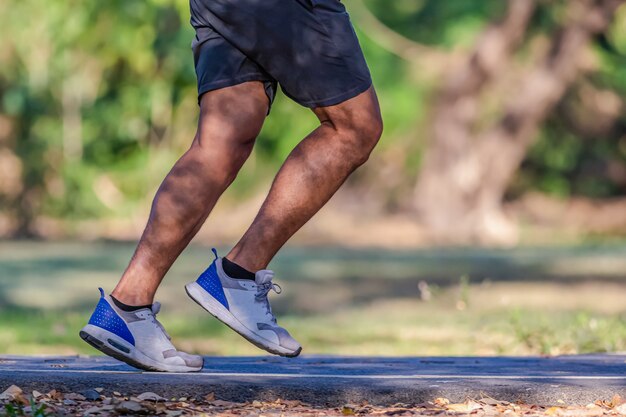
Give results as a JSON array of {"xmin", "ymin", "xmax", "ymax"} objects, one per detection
[{"xmin": 190, "ymin": 0, "xmax": 372, "ymax": 110}]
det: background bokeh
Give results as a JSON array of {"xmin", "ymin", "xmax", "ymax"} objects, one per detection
[{"xmin": 1, "ymin": 0, "xmax": 626, "ymax": 356}]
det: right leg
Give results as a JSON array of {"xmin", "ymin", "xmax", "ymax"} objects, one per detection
[{"xmin": 111, "ymin": 81, "xmax": 269, "ymax": 306}]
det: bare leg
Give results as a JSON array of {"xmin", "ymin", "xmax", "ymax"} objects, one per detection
[
  {"xmin": 112, "ymin": 82, "xmax": 269, "ymax": 305},
  {"xmin": 227, "ymin": 87, "xmax": 383, "ymax": 271}
]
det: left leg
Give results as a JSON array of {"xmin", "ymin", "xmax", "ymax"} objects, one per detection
[
  {"xmin": 186, "ymin": 0, "xmax": 379, "ymax": 357},
  {"xmin": 227, "ymin": 86, "xmax": 383, "ymax": 271},
  {"xmin": 184, "ymin": 86, "xmax": 381, "ymax": 358}
]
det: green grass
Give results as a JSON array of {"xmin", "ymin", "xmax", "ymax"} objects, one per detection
[{"xmin": 1, "ymin": 241, "xmax": 626, "ymax": 356}]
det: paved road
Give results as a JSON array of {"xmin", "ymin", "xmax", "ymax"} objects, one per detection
[{"xmin": 1, "ymin": 355, "xmax": 625, "ymax": 406}]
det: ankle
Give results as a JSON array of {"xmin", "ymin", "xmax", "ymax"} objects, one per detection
[
  {"xmin": 225, "ymin": 251, "xmax": 267, "ymax": 273},
  {"xmin": 222, "ymin": 257, "xmax": 256, "ymax": 280},
  {"xmin": 110, "ymin": 288, "xmax": 153, "ymax": 307},
  {"xmin": 110, "ymin": 294, "xmax": 152, "ymax": 311}
]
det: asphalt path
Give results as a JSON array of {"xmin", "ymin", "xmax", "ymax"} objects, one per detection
[{"xmin": 1, "ymin": 355, "xmax": 625, "ymax": 406}]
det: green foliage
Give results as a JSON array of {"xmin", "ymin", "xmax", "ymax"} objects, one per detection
[
  {"xmin": 1, "ymin": 1, "xmax": 625, "ymax": 233},
  {"xmin": 1, "ymin": 399, "xmax": 47, "ymax": 417},
  {"xmin": 510, "ymin": 309, "xmax": 626, "ymax": 355},
  {"xmin": 365, "ymin": 0, "xmax": 506, "ymax": 48}
]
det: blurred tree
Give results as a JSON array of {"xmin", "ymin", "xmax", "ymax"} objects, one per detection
[
  {"xmin": 0, "ymin": 0, "xmax": 198, "ymax": 236},
  {"xmin": 412, "ymin": 0, "xmax": 624, "ymax": 244}
]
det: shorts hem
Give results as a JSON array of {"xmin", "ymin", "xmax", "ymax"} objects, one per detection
[
  {"xmin": 197, "ymin": 74, "xmax": 273, "ymax": 105},
  {"xmin": 289, "ymin": 80, "xmax": 372, "ymax": 109}
]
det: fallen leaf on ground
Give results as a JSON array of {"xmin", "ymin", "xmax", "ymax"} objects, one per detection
[
  {"xmin": 446, "ymin": 401, "xmax": 482, "ymax": 413},
  {"xmin": 84, "ymin": 404, "xmax": 114, "ymax": 415},
  {"xmin": 115, "ymin": 400, "xmax": 144, "ymax": 413},
  {"xmin": 81, "ymin": 389, "xmax": 101, "ymax": 401},
  {"xmin": 433, "ymin": 397, "xmax": 450, "ymax": 407},
  {"xmin": 84, "ymin": 405, "xmax": 105, "ymax": 415},
  {"xmin": 64, "ymin": 392, "xmax": 86, "ymax": 401},
  {"xmin": 381, "ymin": 407, "xmax": 412, "ymax": 415},
  {"xmin": 47, "ymin": 389, "xmax": 63, "ymax": 400},
  {"xmin": 342, "ymin": 406, "xmax": 356, "ymax": 415},
  {"xmin": 210, "ymin": 400, "xmax": 241, "ymax": 407},
  {"xmin": 204, "ymin": 392, "xmax": 215, "ymax": 402},
  {"xmin": 0, "ymin": 385, "xmax": 22, "ymax": 400},
  {"xmin": 136, "ymin": 391, "xmax": 166, "ymax": 402},
  {"xmin": 610, "ymin": 394, "xmax": 624, "ymax": 408}
]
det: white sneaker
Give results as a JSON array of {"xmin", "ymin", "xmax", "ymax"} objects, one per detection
[
  {"xmin": 185, "ymin": 250, "xmax": 302, "ymax": 357},
  {"xmin": 80, "ymin": 289, "xmax": 203, "ymax": 372}
]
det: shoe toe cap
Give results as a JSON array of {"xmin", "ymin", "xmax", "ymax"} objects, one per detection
[
  {"xmin": 258, "ymin": 324, "xmax": 301, "ymax": 352},
  {"xmin": 163, "ymin": 349, "xmax": 204, "ymax": 369},
  {"xmin": 178, "ymin": 352, "xmax": 204, "ymax": 368},
  {"xmin": 279, "ymin": 335, "xmax": 301, "ymax": 352}
]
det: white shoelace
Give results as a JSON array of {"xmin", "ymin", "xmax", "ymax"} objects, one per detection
[
  {"xmin": 148, "ymin": 302, "xmax": 171, "ymax": 340},
  {"xmin": 255, "ymin": 278, "xmax": 282, "ymax": 323}
]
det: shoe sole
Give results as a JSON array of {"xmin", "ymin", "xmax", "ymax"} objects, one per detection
[
  {"xmin": 79, "ymin": 324, "xmax": 203, "ymax": 373},
  {"xmin": 185, "ymin": 281, "xmax": 302, "ymax": 358}
]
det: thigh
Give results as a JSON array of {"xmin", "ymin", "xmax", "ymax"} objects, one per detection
[
  {"xmin": 196, "ymin": 81, "xmax": 269, "ymax": 146},
  {"xmin": 193, "ymin": 0, "xmax": 372, "ymax": 109}
]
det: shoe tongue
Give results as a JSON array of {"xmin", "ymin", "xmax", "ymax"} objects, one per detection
[
  {"xmin": 255, "ymin": 270, "xmax": 274, "ymax": 285},
  {"xmin": 150, "ymin": 302, "xmax": 161, "ymax": 315}
]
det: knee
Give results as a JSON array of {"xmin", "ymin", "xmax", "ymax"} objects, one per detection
[
  {"xmin": 190, "ymin": 129, "xmax": 257, "ymax": 182},
  {"xmin": 334, "ymin": 110, "xmax": 383, "ymax": 167}
]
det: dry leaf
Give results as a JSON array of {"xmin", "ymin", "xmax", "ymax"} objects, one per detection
[
  {"xmin": 64, "ymin": 392, "xmax": 86, "ymax": 401},
  {"xmin": 84, "ymin": 406, "xmax": 105, "ymax": 415},
  {"xmin": 115, "ymin": 400, "xmax": 144, "ymax": 413},
  {"xmin": 342, "ymin": 406, "xmax": 356, "ymax": 415},
  {"xmin": 383, "ymin": 408, "xmax": 412, "ymax": 415},
  {"xmin": 610, "ymin": 394, "xmax": 624, "ymax": 408},
  {"xmin": 479, "ymin": 397, "xmax": 502, "ymax": 406},
  {"xmin": 204, "ymin": 392, "xmax": 215, "ymax": 402},
  {"xmin": 137, "ymin": 392, "xmax": 166, "ymax": 402},
  {"xmin": 84, "ymin": 404, "xmax": 115, "ymax": 415},
  {"xmin": 446, "ymin": 401, "xmax": 482, "ymax": 413},
  {"xmin": 433, "ymin": 397, "xmax": 450, "ymax": 407},
  {"xmin": 0, "ymin": 385, "xmax": 22, "ymax": 400},
  {"xmin": 47, "ymin": 389, "xmax": 63, "ymax": 400},
  {"xmin": 211, "ymin": 400, "xmax": 240, "ymax": 407},
  {"xmin": 276, "ymin": 399, "xmax": 302, "ymax": 408},
  {"xmin": 545, "ymin": 406, "xmax": 563, "ymax": 415},
  {"xmin": 81, "ymin": 389, "xmax": 101, "ymax": 401}
]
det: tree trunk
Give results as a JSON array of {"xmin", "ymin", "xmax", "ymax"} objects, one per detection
[{"xmin": 413, "ymin": 0, "xmax": 623, "ymax": 245}]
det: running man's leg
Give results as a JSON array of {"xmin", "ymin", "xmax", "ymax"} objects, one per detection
[
  {"xmin": 226, "ymin": 86, "xmax": 383, "ymax": 271},
  {"xmin": 112, "ymin": 82, "xmax": 269, "ymax": 306}
]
